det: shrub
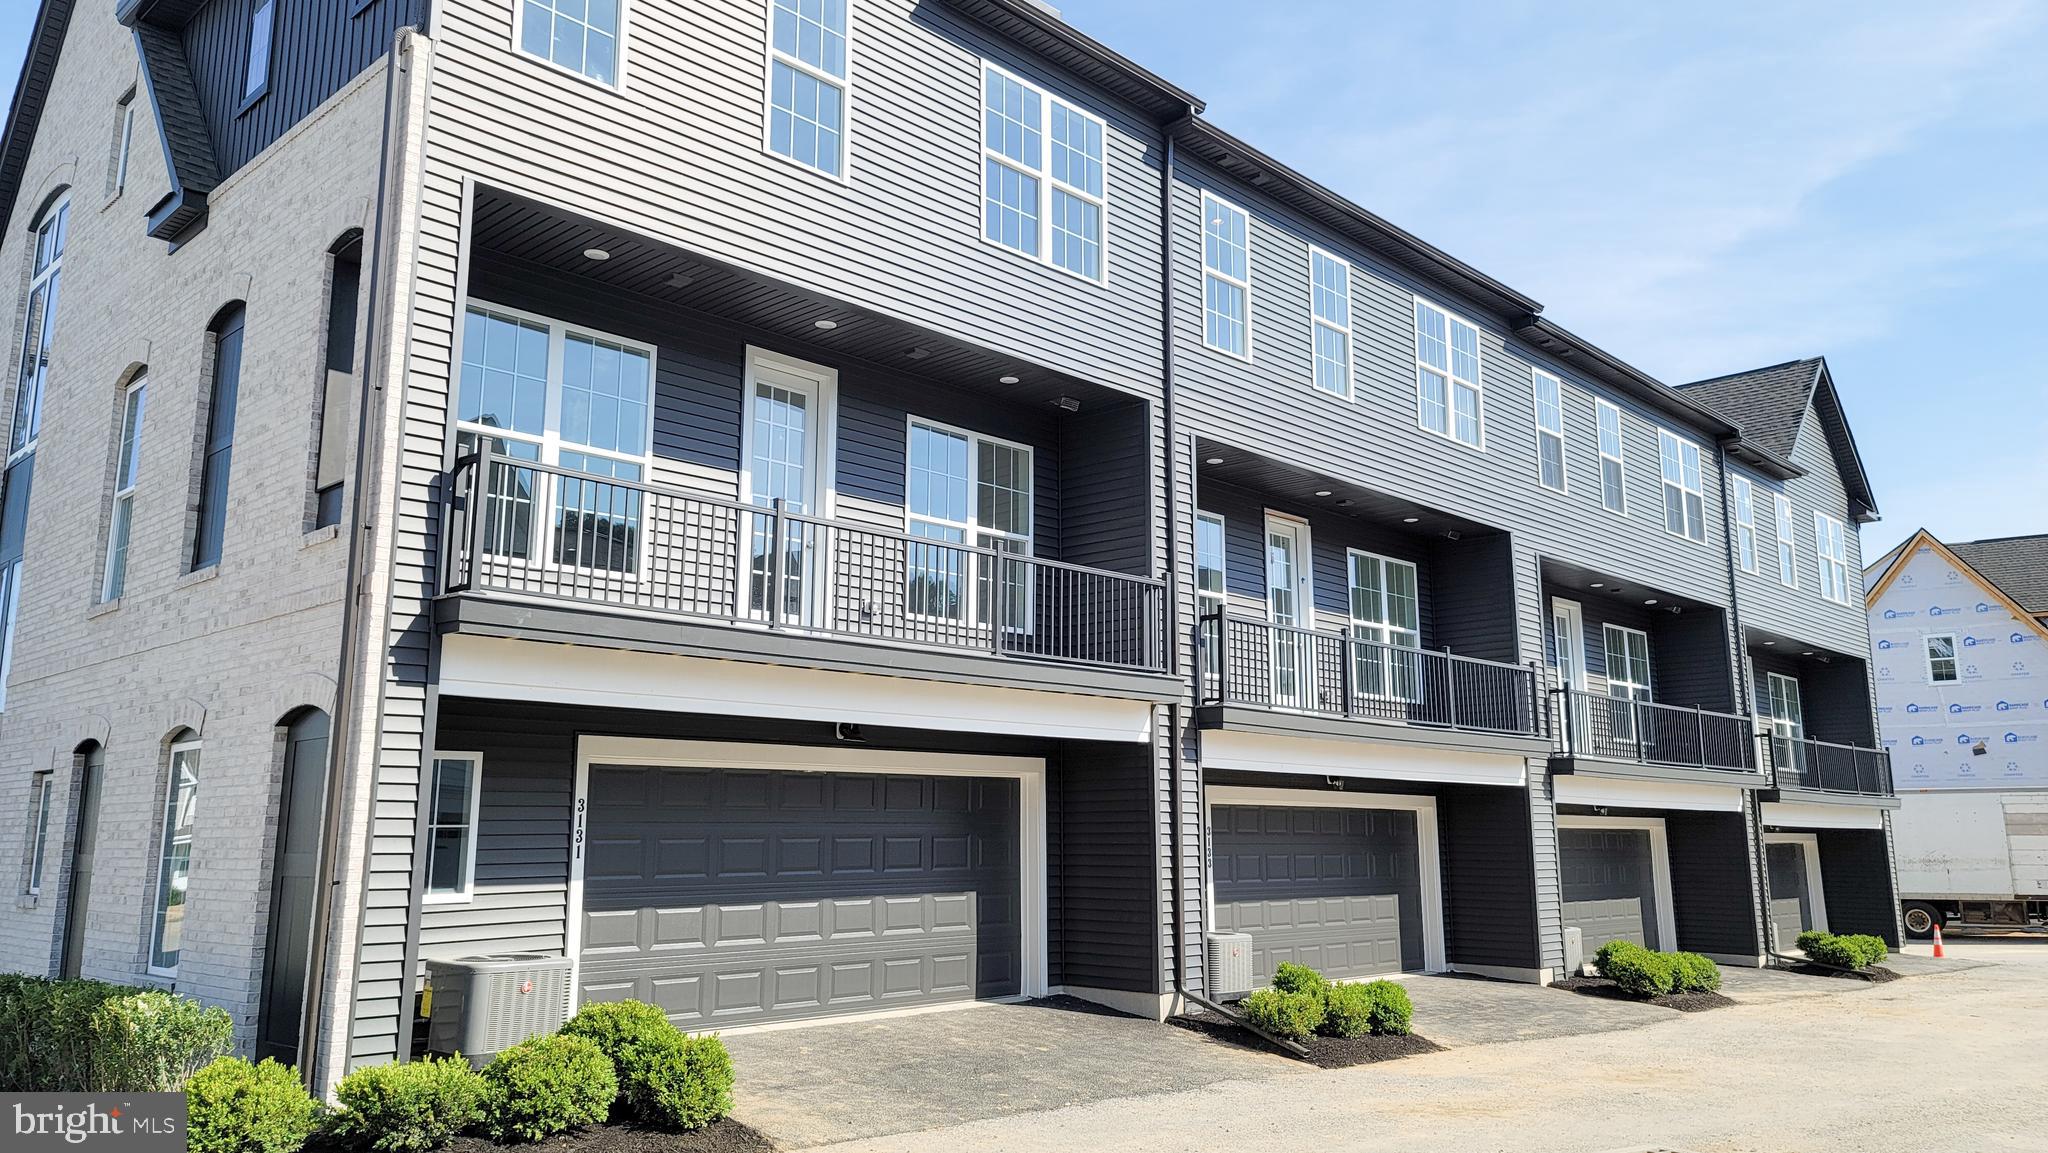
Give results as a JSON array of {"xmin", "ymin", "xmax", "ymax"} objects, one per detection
[
  {"xmin": 1318, "ymin": 983, "xmax": 1374, "ymax": 1038},
  {"xmin": 0, "ymin": 975, "xmax": 128, "ymax": 1090},
  {"xmin": 1359, "ymin": 980, "xmax": 1414, "ymax": 1036},
  {"xmin": 1670, "ymin": 952, "xmax": 1722, "ymax": 993},
  {"xmin": 480, "ymin": 1034, "xmax": 616, "ymax": 1143},
  {"xmin": 328, "ymin": 1055, "xmax": 489, "ymax": 1152},
  {"xmin": 557, "ymin": 1000, "xmax": 732, "ymax": 1130},
  {"xmin": 1270, "ymin": 962, "xmax": 1330, "ymax": 999},
  {"xmin": 1239, "ymin": 987, "xmax": 1325, "ymax": 1042},
  {"xmin": 185, "ymin": 1057, "xmax": 324, "ymax": 1153},
  {"xmin": 1842, "ymin": 934, "xmax": 1891, "ymax": 968},
  {"xmin": 90, "ymin": 990, "xmax": 235, "ymax": 1091},
  {"xmin": 1594, "ymin": 940, "xmax": 1676, "ymax": 998},
  {"xmin": 1798, "ymin": 931, "xmax": 1888, "ymax": 970}
]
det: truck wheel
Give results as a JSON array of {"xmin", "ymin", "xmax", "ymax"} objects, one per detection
[{"xmin": 1902, "ymin": 903, "xmax": 1941, "ymax": 940}]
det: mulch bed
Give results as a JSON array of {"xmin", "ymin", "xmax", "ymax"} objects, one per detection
[
  {"xmin": 1551, "ymin": 975, "xmax": 1736, "ymax": 1013},
  {"xmin": 1169, "ymin": 1006, "xmax": 1443, "ymax": 1069},
  {"xmin": 439, "ymin": 1121, "xmax": 775, "ymax": 1153},
  {"xmin": 1777, "ymin": 962, "xmax": 1903, "ymax": 983}
]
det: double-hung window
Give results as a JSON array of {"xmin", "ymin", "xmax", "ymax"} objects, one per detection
[
  {"xmin": 905, "ymin": 419, "xmax": 1033, "ymax": 628},
  {"xmin": 192, "ymin": 308, "xmax": 244, "ymax": 572},
  {"xmin": 24, "ymin": 770, "xmax": 52, "ymax": 897},
  {"xmin": 767, "ymin": 0, "xmax": 848, "ymax": 177},
  {"xmin": 1348, "ymin": 551, "xmax": 1421, "ymax": 702},
  {"xmin": 1596, "ymin": 399, "xmax": 1625, "ymax": 513},
  {"xmin": 1603, "ymin": 623, "xmax": 1652, "ymax": 744},
  {"xmin": 1814, "ymin": 513, "xmax": 1850, "ymax": 604},
  {"xmin": 982, "ymin": 65, "xmax": 1106, "ymax": 280},
  {"xmin": 457, "ymin": 304, "xmax": 654, "ymax": 573},
  {"xmin": 1926, "ymin": 633, "xmax": 1958, "ymax": 683},
  {"xmin": 1532, "ymin": 369, "xmax": 1566, "ymax": 491},
  {"xmin": 1414, "ymin": 299, "xmax": 1481, "ymax": 446},
  {"xmin": 149, "ymin": 739, "xmax": 200, "ymax": 976},
  {"xmin": 519, "ymin": 0, "xmax": 623, "ymax": 86},
  {"xmin": 1773, "ymin": 494, "xmax": 1798, "ymax": 586},
  {"xmin": 11, "ymin": 198, "xmax": 66, "ymax": 460},
  {"xmin": 102, "ymin": 378, "xmax": 146, "ymax": 601},
  {"xmin": 1731, "ymin": 475, "xmax": 1758, "ymax": 573},
  {"xmin": 1657, "ymin": 429, "xmax": 1705, "ymax": 542},
  {"xmin": 1201, "ymin": 193, "xmax": 1250, "ymax": 357},
  {"xmin": 112, "ymin": 93, "xmax": 138, "ymax": 198},
  {"xmin": 424, "ymin": 753, "xmax": 481, "ymax": 902},
  {"xmin": 1308, "ymin": 248, "xmax": 1351, "ymax": 396},
  {"xmin": 1764, "ymin": 671, "xmax": 1805, "ymax": 777},
  {"xmin": 1195, "ymin": 511, "xmax": 1226, "ymax": 690}
]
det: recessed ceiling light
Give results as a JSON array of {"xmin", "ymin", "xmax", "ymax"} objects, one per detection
[
  {"xmin": 1643, "ymin": 599, "xmax": 1658, "ymax": 605},
  {"xmin": 999, "ymin": 375, "xmax": 1020, "ymax": 384},
  {"xmin": 582, "ymin": 247, "xmax": 610, "ymax": 261},
  {"xmin": 1802, "ymin": 651, "xmax": 1815, "ymax": 656},
  {"xmin": 1205, "ymin": 457, "xmax": 1224, "ymax": 466},
  {"xmin": 814, "ymin": 319, "xmax": 839, "ymax": 330},
  {"xmin": 1314, "ymin": 490, "xmax": 1333, "ymax": 498},
  {"xmin": 1764, "ymin": 640, "xmax": 1777, "ymax": 646},
  {"xmin": 1402, "ymin": 517, "xmax": 1419, "ymax": 524},
  {"xmin": 1590, "ymin": 582, "xmax": 1605, "ymax": 588}
]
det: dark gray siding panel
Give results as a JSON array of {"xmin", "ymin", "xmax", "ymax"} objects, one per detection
[
  {"xmin": 1749, "ymin": 650, "xmax": 1876, "ymax": 747},
  {"xmin": 1430, "ymin": 534, "xmax": 1519, "ymax": 664},
  {"xmin": 1816, "ymin": 827, "xmax": 1900, "ymax": 946},
  {"xmin": 1664, "ymin": 810, "xmax": 1761, "ymax": 957},
  {"xmin": 1657, "ymin": 606, "xmax": 1738, "ymax": 714},
  {"xmin": 1437, "ymin": 784, "xmax": 1541, "ymax": 968},
  {"xmin": 1060, "ymin": 399, "xmax": 1154, "ymax": 576},
  {"xmin": 1055, "ymin": 743, "xmax": 1161, "ymax": 993}
]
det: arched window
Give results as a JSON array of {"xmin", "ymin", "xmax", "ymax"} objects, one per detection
[
  {"xmin": 11, "ymin": 192, "xmax": 68, "ymax": 458},
  {"xmin": 313, "ymin": 233, "xmax": 363, "ymax": 529},
  {"xmin": 192, "ymin": 305, "xmax": 246, "ymax": 570},
  {"xmin": 149, "ymin": 729, "xmax": 202, "ymax": 976},
  {"xmin": 102, "ymin": 368, "xmax": 148, "ymax": 602}
]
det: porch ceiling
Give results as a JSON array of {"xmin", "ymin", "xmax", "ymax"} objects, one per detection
[
  {"xmin": 1194, "ymin": 438, "xmax": 1504, "ymax": 540},
  {"xmin": 1538, "ymin": 557, "xmax": 1722, "ymax": 618},
  {"xmin": 1742, "ymin": 624, "xmax": 1862, "ymax": 664}
]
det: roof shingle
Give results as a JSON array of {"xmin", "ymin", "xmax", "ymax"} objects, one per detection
[
  {"xmin": 1949, "ymin": 535, "xmax": 2048, "ymax": 614},
  {"xmin": 1675, "ymin": 358, "xmax": 1822, "ymax": 460}
]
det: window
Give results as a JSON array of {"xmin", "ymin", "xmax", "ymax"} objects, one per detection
[
  {"xmin": 243, "ymin": 0, "xmax": 275, "ymax": 104},
  {"xmin": 519, "ymin": 0, "xmax": 622, "ymax": 86},
  {"xmin": 1925, "ymin": 634, "xmax": 1958, "ymax": 684},
  {"xmin": 1201, "ymin": 193, "xmax": 1250, "ymax": 357},
  {"xmin": 1195, "ymin": 511, "xmax": 1225, "ymax": 687},
  {"xmin": 767, "ymin": 0, "xmax": 848, "ymax": 177},
  {"xmin": 1764, "ymin": 671, "xmax": 1805, "ymax": 772},
  {"xmin": 981, "ymin": 64, "xmax": 1106, "ymax": 280},
  {"xmin": 905, "ymin": 419, "xmax": 1032, "ymax": 627},
  {"xmin": 1604, "ymin": 624, "xmax": 1653, "ymax": 701},
  {"xmin": 1815, "ymin": 513, "xmax": 1850, "ymax": 604},
  {"xmin": 192, "ymin": 307, "xmax": 245, "ymax": 571},
  {"xmin": 1596, "ymin": 399, "xmax": 1625, "ymax": 513},
  {"xmin": 111, "ymin": 93, "xmax": 137, "ymax": 198},
  {"xmin": 1731, "ymin": 475, "xmax": 1757, "ymax": 573},
  {"xmin": 424, "ymin": 753, "xmax": 481, "ymax": 902},
  {"xmin": 1308, "ymin": 248, "xmax": 1350, "ymax": 396},
  {"xmin": 1531, "ymin": 369, "xmax": 1565, "ymax": 491},
  {"xmin": 149, "ymin": 739, "xmax": 200, "ymax": 976},
  {"xmin": 103, "ymin": 377, "xmax": 146, "ymax": 601},
  {"xmin": 11, "ymin": 196, "xmax": 67, "ymax": 459},
  {"xmin": 1657, "ymin": 429, "xmax": 1705, "ymax": 542},
  {"xmin": 0, "ymin": 559, "xmax": 18, "ymax": 711},
  {"xmin": 457, "ymin": 304, "xmax": 655, "ymax": 571},
  {"xmin": 315, "ymin": 237, "xmax": 362, "ymax": 529},
  {"xmin": 1348, "ymin": 550, "xmax": 1421, "ymax": 700},
  {"xmin": 25, "ymin": 770, "xmax": 52, "ymax": 897},
  {"xmin": 1774, "ymin": 493, "xmax": 1797, "ymax": 587},
  {"xmin": 1413, "ymin": 299, "xmax": 1480, "ymax": 447}
]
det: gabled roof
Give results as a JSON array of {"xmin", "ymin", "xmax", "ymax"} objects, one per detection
[
  {"xmin": 0, "ymin": 0, "xmax": 76, "ymax": 240},
  {"xmin": 1947, "ymin": 535, "xmax": 2048, "ymax": 615},
  {"xmin": 1680, "ymin": 356, "xmax": 1880, "ymax": 522},
  {"xmin": 938, "ymin": 0, "xmax": 1203, "ymax": 122},
  {"xmin": 1865, "ymin": 528, "xmax": 2048, "ymax": 645}
]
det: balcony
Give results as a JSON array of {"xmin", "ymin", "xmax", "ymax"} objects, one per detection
[
  {"xmin": 1765, "ymin": 736, "xmax": 1898, "ymax": 805},
  {"xmin": 1552, "ymin": 688, "xmax": 1764, "ymax": 780},
  {"xmin": 439, "ymin": 452, "xmax": 1170, "ymax": 685},
  {"xmin": 1196, "ymin": 612, "xmax": 1552, "ymax": 754}
]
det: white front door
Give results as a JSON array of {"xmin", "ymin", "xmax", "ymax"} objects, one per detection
[
  {"xmin": 1552, "ymin": 597, "xmax": 1587, "ymax": 749},
  {"xmin": 742, "ymin": 351, "xmax": 833, "ymax": 623},
  {"xmin": 1265, "ymin": 513, "xmax": 1313, "ymax": 708}
]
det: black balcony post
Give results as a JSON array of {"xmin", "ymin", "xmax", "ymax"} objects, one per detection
[
  {"xmin": 1632, "ymin": 699, "xmax": 1646, "ymax": 763},
  {"xmin": 1444, "ymin": 647, "xmax": 1458, "ymax": 731},
  {"xmin": 468, "ymin": 449, "xmax": 491, "ymax": 591},
  {"xmin": 766, "ymin": 497, "xmax": 785, "ymax": 629},
  {"xmin": 1694, "ymin": 704, "xmax": 1707, "ymax": 768},
  {"xmin": 1339, "ymin": 632, "xmax": 1354, "ymax": 718},
  {"xmin": 1527, "ymin": 662, "xmax": 1542, "ymax": 737}
]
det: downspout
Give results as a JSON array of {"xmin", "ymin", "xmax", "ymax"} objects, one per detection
[
  {"xmin": 1156, "ymin": 120, "xmax": 1304, "ymax": 1058},
  {"xmin": 298, "ymin": 27, "xmax": 413, "ymax": 1089},
  {"xmin": 1715, "ymin": 438, "xmax": 1773, "ymax": 966}
]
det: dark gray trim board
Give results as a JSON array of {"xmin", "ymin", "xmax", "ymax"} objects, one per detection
[
  {"xmin": 1549, "ymin": 756, "xmax": 1768, "ymax": 790},
  {"xmin": 0, "ymin": 0, "xmax": 74, "ymax": 240},
  {"xmin": 1197, "ymin": 705, "xmax": 1555, "ymax": 760},
  {"xmin": 437, "ymin": 593, "xmax": 1186, "ymax": 703},
  {"xmin": 1761, "ymin": 787, "xmax": 1901, "ymax": 810}
]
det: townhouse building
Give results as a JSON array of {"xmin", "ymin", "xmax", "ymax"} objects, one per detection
[{"xmin": 0, "ymin": 0, "xmax": 1899, "ymax": 1093}]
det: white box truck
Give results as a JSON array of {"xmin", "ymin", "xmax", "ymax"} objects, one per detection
[{"xmin": 1894, "ymin": 791, "xmax": 2048, "ymax": 937}]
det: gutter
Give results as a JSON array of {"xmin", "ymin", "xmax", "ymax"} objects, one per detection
[{"xmin": 1716, "ymin": 437, "xmax": 1779, "ymax": 978}]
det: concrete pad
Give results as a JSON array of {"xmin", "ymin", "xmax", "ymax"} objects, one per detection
[
  {"xmin": 723, "ymin": 997, "xmax": 1292, "ymax": 1149},
  {"xmin": 1715, "ymin": 964, "xmax": 1859, "ymax": 1004},
  {"xmin": 1885, "ymin": 950, "xmax": 1990, "ymax": 977},
  {"xmin": 1403, "ymin": 974, "xmax": 1672, "ymax": 1048}
]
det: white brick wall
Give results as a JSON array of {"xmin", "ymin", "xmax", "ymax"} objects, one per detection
[{"xmin": 0, "ymin": 2, "xmax": 389, "ymax": 1054}]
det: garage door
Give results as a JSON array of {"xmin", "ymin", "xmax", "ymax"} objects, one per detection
[
  {"xmin": 1212, "ymin": 805, "xmax": 1422, "ymax": 983},
  {"xmin": 1766, "ymin": 842, "xmax": 1814, "ymax": 950},
  {"xmin": 578, "ymin": 763, "xmax": 1020, "ymax": 1028},
  {"xmin": 1561, "ymin": 828, "xmax": 1660, "ymax": 952}
]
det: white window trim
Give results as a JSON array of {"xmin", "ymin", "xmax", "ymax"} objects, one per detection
[
  {"xmin": 1764, "ymin": 671, "xmax": 1804, "ymax": 743},
  {"xmin": 1731, "ymin": 474, "xmax": 1758, "ymax": 574},
  {"xmin": 1814, "ymin": 512, "xmax": 1851, "ymax": 605},
  {"xmin": 511, "ymin": 0, "xmax": 633, "ymax": 93},
  {"xmin": 1558, "ymin": 813, "xmax": 1679, "ymax": 955},
  {"xmin": 978, "ymin": 61, "xmax": 1110, "ymax": 284},
  {"xmin": 1305, "ymin": 245, "xmax": 1352, "ymax": 398},
  {"xmin": 101, "ymin": 376, "xmax": 146, "ymax": 604},
  {"xmin": 566, "ymin": 736, "xmax": 1050, "ymax": 1023},
  {"xmin": 1603, "ymin": 622, "xmax": 1653, "ymax": 701},
  {"xmin": 1412, "ymin": 295, "xmax": 1484, "ymax": 450},
  {"xmin": 1595, "ymin": 398, "xmax": 1626, "ymax": 516},
  {"xmin": 148, "ymin": 738, "xmax": 201, "ymax": 979},
  {"xmin": 1656, "ymin": 428, "xmax": 1707, "ymax": 544},
  {"xmin": 112, "ymin": 95, "xmax": 138, "ymax": 200},
  {"xmin": 455, "ymin": 300, "xmax": 657, "ymax": 472},
  {"xmin": 11, "ymin": 194, "xmax": 67, "ymax": 465},
  {"xmin": 1194, "ymin": 510, "xmax": 1227, "ymax": 612},
  {"xmin": 1531, "ymin": 368, "xmax": 1567, "ymax": 493},
  {"xmin": 1774, "ymin": 493, "xmax": 1798, "ymax": 588},
  {"xmin": 759, "ymin": 0, "xmax": 853, "ymax": 182},
  {"xmin": 739, "ymin": 346, "xmax": 841, "ymax": 518},
  {"xmin": 1923, "ymin": 632, "xmax": 1958, "ymax": 685},
  {"xmin": 1200, "ymin": 191, "xmax": 1253, "ymax": 361},
  {"xmin": 901, "ymin": 414, "xmax": 1035, "ymax": 629},
  {"xmin": 1763, "ymin": 831, "xmax": 1830, "ymax": 938},
  {"xmin": 1347, "ymin": 548, "xmax": 1423, "ymax": 704},
  {"xmin": 25, "ymin": 770, "xmax": 52, "ymax": 897},
  {"xmin": 0, "ymin": 560, "xmax": 20, "ymax": 711},
  {"xmin": 1204, "ymin": 784, "xmax": 1447, "ymax": 974},
  {"xmin": 422, "ymin": 752, "xmax": 484, "ymax": 906}
]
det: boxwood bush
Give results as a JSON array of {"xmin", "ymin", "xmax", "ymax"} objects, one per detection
[
  {"xmin": 1239, "ymin": 987, "xmax": 1325, "ymax": 1042},
  {"xmin": 89, "ymin": 990, "xmax": 235, "ymax": 1091},
  {"xmin": 1359, "ymin": 980, "xmax": 1414, "ymax": 1036},
  {"xmin": 0, "ymin": 975, "xmax": 128, "ymax": 1090},
  {"xmin": 558, "ymin": 1000, "xmax": 732, "ymax": 1131},
  {"xmin": 1797, "ymin": 930, "xmax": 1889, "ymax": 970},
  {"xmin": 1670, "ymin": 952, "xmax": 1723, "ymax": 993},
  {"xmin": 184, "ymin": 1057, "xmax": 325, "ymax": 1153},
  {"xmin": 328, "ymin": 1054, "xmax": 489, "ymax": 1152},
  {"xmin": 480, "ymin": 1034, "xmax": 617, "ymax": 1143},
  {"xmin": 1319, "ymin": 983, "xmax": 1374, "ymax": 1038},
  {"xmin": 1594, "ymin": 941, "xmax": 1676, "ymax": 997},
  {"xmin": 1270, "ymin": 962, "xmax": 1330, "ymax": 999}
]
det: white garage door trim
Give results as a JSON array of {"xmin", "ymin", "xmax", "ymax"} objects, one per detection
[
  {"xmin": 1204, "ymin": 785, "xmax": 1447, "ymax": 973},
  {"xmin": 1552, "ymin": 773, "xmax": 1743, "ymax": 812},
  {"xmin": 1199, "ymin": 729, "xmax": 1527, "ymax": 788},
  {"xmin": 567, "ymin": 736, "xmax": 1049, "ymax": 1023},
  {"xmin": 1557, "ymin": 813, "xmax": 1679, "ymax": 954},
  {"xmin": 1764, "ymin": 831, "xmax": 1829, "ymax": 935},
  {"xmin": 1759, "ymin": 800, "xmax": 1884, "ymax": 830}
]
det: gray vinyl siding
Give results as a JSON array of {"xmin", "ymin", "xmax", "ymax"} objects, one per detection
[
  {"xmin": 1546, "ymin": 587, "xmax": 1735, "ymax": 713},
  {"xmin": 1436, "ymin": 784, "xmax": 1542, "ymax": 969},
  {"xmin": 1056, "ymin": 742, "xmax": 1161, "ymax": 992},
  {"xmin": 426, "ymin": 0, "xmax": 1166, "ymax": 401},
  {"xmin": 1663, "ymin": 809, "xmax": 1762, "ymax": 957},
  {"xmin": 1730, "ymin": 411, "xmax": 1869, "ymax": 657},
  {"xmin": 1749, "ymin": 650, "xmax": 1876, "ymax": 747},
  {"xmin": 1814, "ymin": 827, "xmax": 1899, "ymax": 945}
]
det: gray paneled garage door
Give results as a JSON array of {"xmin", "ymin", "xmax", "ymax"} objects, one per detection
[
  {"xmin": 1561, "ymin": 828, "xmax": 1660, "ymax": 953},
  {"xmin": 1766, "ymin": 842, "xmax": 1814, "ymax": 950},
  {"xmin": 1212, "ymin": 805, "xmax": 1422, "ymax": 983},
  {"xmin": 579, "ymin": 764, "xmax": 1020, "ymax": 1028}
]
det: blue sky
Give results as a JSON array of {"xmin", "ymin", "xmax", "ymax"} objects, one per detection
[{"xmin": 2, "ymin": 1, "xmax": 2042, "ymax": 557}]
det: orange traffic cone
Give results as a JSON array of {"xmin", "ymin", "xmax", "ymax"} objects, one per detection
[{"xmin": 1932, "ymin": 922, "xmax": 1946, "ymax": 959}]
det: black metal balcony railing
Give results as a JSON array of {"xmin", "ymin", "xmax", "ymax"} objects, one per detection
[
  {"xmin": 1553, "ymin": 688, "xmax": 1760, "ymax": 773},
  {"xmin": 1769, "ymin": 735, "xmax": 1894, "ymax": 797},
  {"xmin": 1198, "ymin": 611, "xmax": 1545, "ymax": 737},
  {"xmin": 442, "ymin": 452, "xmax": 1167, "ymax": 672}
]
